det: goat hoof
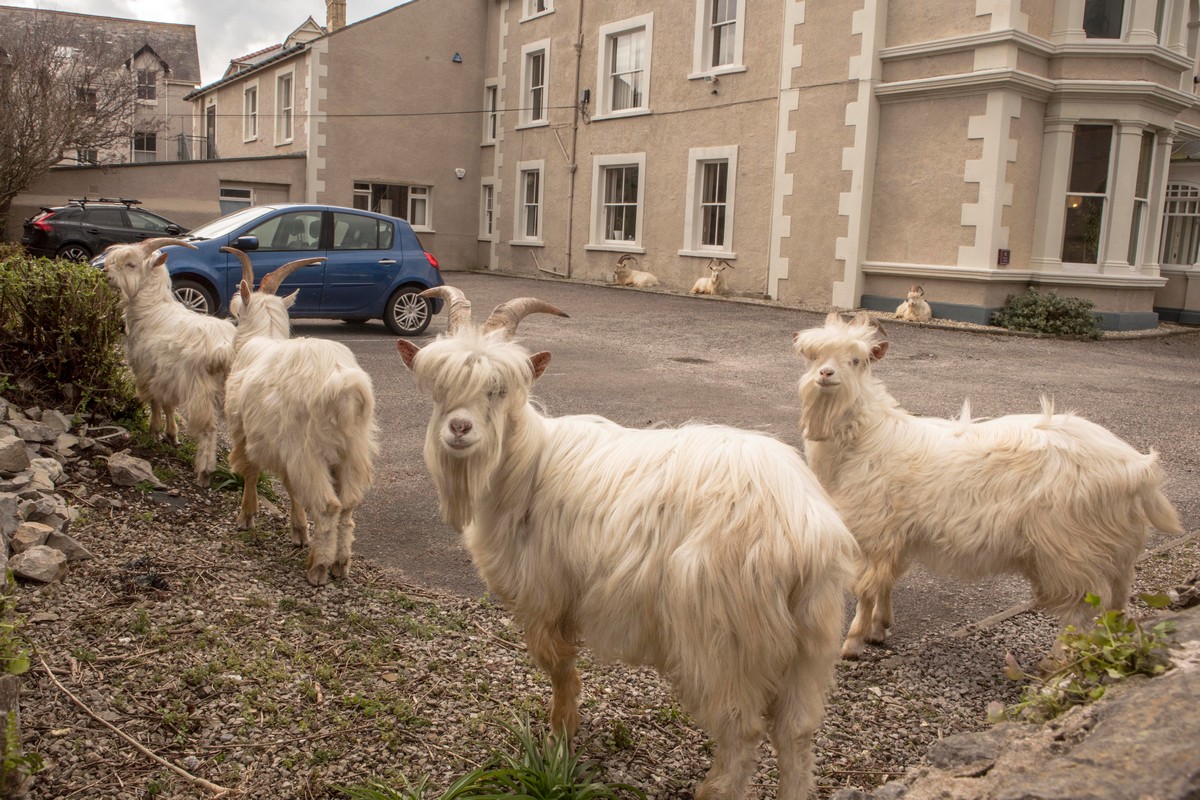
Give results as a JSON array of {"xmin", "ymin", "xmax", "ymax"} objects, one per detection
[
  {"xmin": 331, "ymin": 559, "xmax": 351, "ymax": 579},
  {"xmin": 235, "ymin": 514, "xmax": 254, "ymax": 530},
  {"xmin": 306, "ymin": 564, "xmax": 331, "ymax": 586},
  {"xmin": 840, "ymin": 641, "xmax": 865, "ymax": 660},
  {"xmin": 290, "ymin": 528, "xmax": 309, "ymax": 546},
  {"xmin": 195, "ymin": 472, "xmax": 211, "ymax": 488}
]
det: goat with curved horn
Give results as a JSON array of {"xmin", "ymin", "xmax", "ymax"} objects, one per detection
[
  {"xmin": 259, "ymin": 257, "xmax": 326, "ymax": 296},
  {"xmin": 220, "ymin": 246, "xmax": 255, "ymax": 287},
  {"xmin": 482, "ymin": 297, "xmax": 569, "ymax": 339},
  {"xmin": 139, "ymin": 237, "xmax": 197, "ymax": 254},
  {"xmin": 420, "ymin": 286, "xmax": 472, "ymax": 334}
]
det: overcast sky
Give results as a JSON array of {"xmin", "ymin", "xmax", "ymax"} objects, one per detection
[{"xmin": 5, "ymin": 0, "xmax": 410, "ymax": 85}]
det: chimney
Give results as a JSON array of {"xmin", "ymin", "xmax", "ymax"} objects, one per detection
[{"xmin": 326, "ymin": 0, "xmax": 346, "ymax": 32}]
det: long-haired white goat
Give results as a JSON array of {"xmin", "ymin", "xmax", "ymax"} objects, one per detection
[
  {"xmin": 612, "ymin": 253, "xmax": 660, "ymax": 287},
  {"xmin": 397, "ymin": 286, "xmax": 857, "ymax": 800},
  {"xmin": 894, "ymin": 285, "xmax": 932, "ymax": 322},
  {"xmin": 793, "ymin": 312, "xmax": 1183, "ymax": 660},
  {"xmin": 690, "ymin": 259, "xmax": 733, "ymax": 295},
  {"xmin": 101, "ymin": 238, "xmax": 234, "ymax": 486},
  {"xmin": 224, "ymin": 247, "xmax": 379, "ymax": 586}
]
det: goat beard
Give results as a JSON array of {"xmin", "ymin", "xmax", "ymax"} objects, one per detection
[
  {"xmin": 798, "ymin": 378, "xmax": 858, "ymax": 442},
  {"xmin": 425, "ymin": 431, "xmax": 504, "ymax": 533}
]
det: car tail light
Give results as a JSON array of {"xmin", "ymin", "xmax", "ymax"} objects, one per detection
[
  {"xmin": 424, "ymin": 251, "xmax": 440, "ymax": 270},
  {"xmin": 32, "ymin": 213, "xmax": 55, "ymax": 233}
]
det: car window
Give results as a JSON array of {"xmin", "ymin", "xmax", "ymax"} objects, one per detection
[
  {"xmin": 85, "ymin": 208, "xmax": 126, "ymax": 227},
  {"xmin": 247, "ymin": 211, "xmax": 323, "ymax": 251},
  {"xmin": 126, "ymin": 210, "xmax": 174, "ymax": 232},
  {"xmin": 332, "ymin": 212, "xmax": 380, "ymax": 250},
  {"xmin": 54, "ymin": 207, "xmax": 83, "ymax": 222},
  {"xmin": 378, "ymin": 219, "xmax": 394, "ymax": 250}
]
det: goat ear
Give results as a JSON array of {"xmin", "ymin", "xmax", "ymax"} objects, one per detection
[
  {"xmin": 153, "ymin": 251, "xmax": 168, "ymax": 268},
  {"xmin": 870, "ymin": 340, "xmax": 889, "ymax": 361},
  {"xmin": 529, "ymin": 351, "xmax": 552, "ymax": 381},
  {"xmin": 282, "ymin": 289, "xmax": 299, "ymax": 308},
  {"xmin": 396, "ymin": 338, "xmax": 421, "ymax": 370},
  {"xmin": 238, "ymin": 280, "xmax": 251, "ymax": 305}
]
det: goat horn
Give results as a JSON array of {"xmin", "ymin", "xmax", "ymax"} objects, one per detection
[
  {"xmin": 259, "ymin": 257, "xmax": 326, "ymax": 296},
  {"xmin": 221, "ymin": 246, "xmax": 255, "ymax": 287},
  {"xmin": 482, "ymin": 297, "xmax": 569, "ymax": 338},
  {"xmin": 617, "ymin": 254, "xmax": 637, "ymax": 267},
  {"xmin": 420, "ymin": 286, "xmax": 472, "ymax": 334},
  {"xmin": 719, "ymin": 259, "xmax": 733, "ymax": 270},
  {"xmin": 140, "ymin": 237, "xmax": 196, "ymax": 253},
  {"xmin": 824, "ymin": 311, "xmax": 845, "ymax": 326}
]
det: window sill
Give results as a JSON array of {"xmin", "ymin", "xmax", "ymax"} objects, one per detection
[
  {"xmin": 481, "ymin": 140, "xmax": 496, "ymax": 147},
  {"xmin": 678, "ymin": 249, "xmax": 736, "ymax": 260},
  {"xmin": 243, "ymin": 136, "xmax": 258, "ymax": 143},
  {"xmin": 687, "ymin": 65, "xmax": 747, "ymax": 81},
  {"xmin": 511, "ymin": 239, "xmax": 545, "ymax": 247},
  {"xmin": 275, "ymin": 139, "xmax": 294, "ymax": 147},
  {"xmin": 515, "ymin": 120, "xmax": 550, "ymax": 131},
  {"xmin": 585, "ymin": 244, "xmax": 645, "ymax": 255},
  {"xmin": 412, "ymin": 226, "xmax": 434, "ymax": 234},
  {"xmin": 591, "ymin": 108, "xmax": 652, "ymax": 122},
  {"xmin": 478, "ymin": 235, "xmax": 495, "ymax": 242},
  {"xmin": 520, "ymin": 9, "xmax": 554, "ymax": 23}
]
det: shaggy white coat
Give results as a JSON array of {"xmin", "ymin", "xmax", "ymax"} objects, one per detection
[
  {"xmin": 793, "ymin": 313, "xmax": 1183, "ymax": 659},
  {"xmin": 103, "ymin": 244, "xmax": 234, "ymax": 486},
  {"xmin": 399, "ymin": 324, "xmax": 857, "ymax": 800},
  {"xmin": 613, "ymin": 264, "xmax": 660, "ymax": 287},
  {"xmin": 690, "ymin": 263, "xmax": 729, "ymax": 295},
  {"xmin": 226, "ymin": 286, "xmax": 379, "ymax": 586},
  {"xmin": 894, "ymin": 286, "xmax": 932, "ymax": 322}
]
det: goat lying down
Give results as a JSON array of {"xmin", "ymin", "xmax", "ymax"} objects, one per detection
[
  {"xmin": 225, "ymin": 248, "xmax": 379, "ymax": 586},
  {"xmin": 101, "ymin": 238, "xmax": 234, "ymax": 486},
  {"xmin": 397, "ymin": 287, "xmax": 857, "ymax": 800},
  {"xmin": 793, "ymin": 312, "xmax": 1183, "ymax": 660},
  {"xmin": 613, "ymin": 254, "xmax": 660, "ymax": 287}
]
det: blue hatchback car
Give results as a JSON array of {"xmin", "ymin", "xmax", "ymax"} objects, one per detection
[{"xmin": 104, "ymin": 203, "xmax": 445, "ymax": 336}]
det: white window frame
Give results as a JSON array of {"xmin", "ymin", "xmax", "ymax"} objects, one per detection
[
  {"xmin": 691, "ymin": 0, "xmax": 747, "ymax": 79},
  {"xmin": 275, "ymin": 69, "xmax": 295, "ymax": 145},
  {"xmin": 483, "ymin": 81, "xmax": 499, "ymax": 144},
  {"xmin": 514, "ymin": 160, "xmax": 545, "ymax": 245},
  {"xmin": 1159, "ymin": 181, "xmax": 1200, "ymax": 266},
  {"xmin": 408, "ymin": 185, "xmax": 430, "ymax": 230},
  {"xmin": 595, "ymin": 15, "xmax": 654, "ymax": 120},
  {"xmin": 519, "ymin": 39, "xmax": 550, "ymax": 129},
  {"xmin": 220, "ymin": 186, "xmax": 254, "ymax": 215},
  {"xmin": 1062, "ymin": 123, "xmax": 1115, "ymax": 265},
  {"xmin": 588, "ymin": 152, "xmax": 646, "ymax": 252},
  {"xmin": 243, "ymin": 82, "xmax": 259, "ymax": 142},
  {"xmin": 132, "ymin": 131, "xmax": 157, "ymax": 163},
  {"xmin": 480, "ymin": 180, "xmax": 496, "ymax": 240},
  {"xmin": 136, "ymin": 68, "xmax": 158, "ymax": 103},
  {"xmin": 521, "ymin": 0, "xmax": 553, "ymax": 22},
  {"xmin": 1128, "ymin": 130, "xmax": 1156, "ymax": 266},
  {"xmin": 680, "ymin": 146, "xmax": 737, "ymax": 258}
]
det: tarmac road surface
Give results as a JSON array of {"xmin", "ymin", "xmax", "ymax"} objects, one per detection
[{"xmin": 288, "ymin": 270, "xmax": 1200, "ymax": 649}]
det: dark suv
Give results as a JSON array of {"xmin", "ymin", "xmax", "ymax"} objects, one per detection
[{"xmin": 22, "ymin": 198, "xmax": 187, "ymax": 262}]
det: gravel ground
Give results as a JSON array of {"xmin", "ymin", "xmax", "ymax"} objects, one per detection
[{"xmin": 16, "ymin": 442, "xmax": 1199, "ymax": 800}]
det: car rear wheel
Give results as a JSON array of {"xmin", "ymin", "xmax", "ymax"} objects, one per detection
[
  {"xmin": 384, "ymin": 286, "xmax": 432, "ymax": 336},
  {"xmin": 172, "ymin": 279, "xmax": 216, "ymax": 316},
  {"xmin": 57, "ymin": 244, "xmax": 91, "ymax": 263}
]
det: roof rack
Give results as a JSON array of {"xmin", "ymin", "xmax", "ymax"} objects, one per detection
[{"xmin": 67, "ymin": 197, "xmax": 143, "ymax": 207}]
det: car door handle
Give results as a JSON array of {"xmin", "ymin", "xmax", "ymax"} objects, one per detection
[
  {"xmin": 85, "ymin": 228, "xmax": 100, "ymax": 234},
  {"xmin": 377, "ymin": 259, "xmax": 396, "ymax": 265}
]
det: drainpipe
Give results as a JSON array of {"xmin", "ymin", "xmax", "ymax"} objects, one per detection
[{"xmin": 565, "ymin": 0, "xmax": 585, "ymax": 279}]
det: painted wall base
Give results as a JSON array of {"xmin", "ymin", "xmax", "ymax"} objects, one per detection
[{"xmin": 861, "ymin": 295, "xmax": 1162, "ymax": 331}]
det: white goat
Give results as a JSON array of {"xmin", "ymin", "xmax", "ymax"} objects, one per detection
[
  {"xmin": 397, "ymin": 287, "xmax": 857, "ymax": 800},
  {"xmin": 612, "ymin": 254, "xmax": 660, "ymax": 288},
  {"xmin": 690, "ymin": 259, "xmax": 733, "ymax": 295},
  {"xmin": 793, "ymin": 312, "xmax": 1183, "ymax": 661},
  {"xmin": 101, "ymin": 238, "xmax": 234, "ymax": 486},
  {"xmin": 894, "ymin": 285, "xmax": 932, "ymax": 322},
  {"xmin": 224, "ymin": 248, "xmax": 379, "ymax": 586}
]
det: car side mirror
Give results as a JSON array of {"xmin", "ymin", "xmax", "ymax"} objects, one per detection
[
  {"xmin": 232, "ymin": 236, "xmax": 259, "ymax": 251},
  {"xmin": 165, "ymin": 225, "xmax": 183, "ymax": 235}
]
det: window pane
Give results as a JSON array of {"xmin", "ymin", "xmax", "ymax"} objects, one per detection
[
  {"xmin": 86, "ymin": 208, "xmax": 125, "ymax": 227},
  {"xmin": 1062, "ymin": 196, "xmax": 1105, "ymax": 263},
  {"xmin": 250, "ymin": 211, "xmax": 322, "ymax": 251},
  {"xmin": 1068, "ymin": 125, "xmax": 1112, "ymax": 194},
  {"xmin": 1129, "ymin": 199, "xmax": 1147, "ymax": 264},
  {"xmin": 1083, "ymin": 0, "xmax": 1124, "ymax": 38},
  {"xmin": 1135, "ymin": 132, "xmax": 1155, "ymax": 199}
]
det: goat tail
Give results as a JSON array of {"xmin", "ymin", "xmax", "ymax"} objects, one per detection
[
  {"xmin": 334, "ymin": 376, "xmax": 380, "ymax": 509},
  {"xmin": 1142, "ymin": 452, "xmax": 1183, "ymax": 535}
]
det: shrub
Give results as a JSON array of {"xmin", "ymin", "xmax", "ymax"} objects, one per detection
[
  {"xmin": 991, "ymin": 289, "xmax": 1102, "ymax": 339},
  {"xmin": 0, "ymin": 245, "xmax": 139, "ymax": 417},
  {"xmin": 989, "ymin": 593, "xmax": 1175, "ymax": 724}
]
